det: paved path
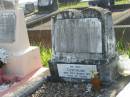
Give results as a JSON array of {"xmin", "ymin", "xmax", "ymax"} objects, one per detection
[{"xmin": 26, "ymin": 13, "xmax": 48, "ymax": 25}]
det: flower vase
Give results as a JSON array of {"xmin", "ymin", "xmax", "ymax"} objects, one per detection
[{"xmin": 118, "ymin": 54, "xmax": 130, "ymax": 76}]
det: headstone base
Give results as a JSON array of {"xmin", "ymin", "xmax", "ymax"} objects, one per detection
[
  {"xmin": 49, "ymin": 57, "xmax": 119, "ymax": 83},
  {"xmin": 4, "ymin": 46, "xmax": 42, "ymax": 77}
]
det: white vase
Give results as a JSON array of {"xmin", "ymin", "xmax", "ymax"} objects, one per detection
[{"xmin": 118, "ymin": 54, "xmax": 130, "ymax": 76}]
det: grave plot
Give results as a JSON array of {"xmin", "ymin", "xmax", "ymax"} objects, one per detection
[
  {"xmin": 0, "ymin": 0, "xmax": 41, "ymax": 79},
  {"xmin": 38, "ymin": 0, "xmax": 58, "ymax": 13},
  {"xmin": 27, "ymin": 7, "xmax": 130, "ymax": 97},
  {"xmin": 88, "ymin": 0, "xmax": 115, "ymax": 8},
  {"xmin": 28, "ymin": 76, "xmax": 130, "ymax": 97},
  {"xmin": 0, "ymin": 0, "xmax": 49, "ymax": 96}
]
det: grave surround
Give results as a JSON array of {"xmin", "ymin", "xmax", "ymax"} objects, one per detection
[{"xmin": 49, "ymin": 7, "xmax": 119, "ymax": 82}]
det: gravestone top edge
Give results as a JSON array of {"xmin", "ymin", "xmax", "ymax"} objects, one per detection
[
  {"xmin": 82, "ymin": 7, "xmax": 111, "ymax": 16},
  {"xmin": 52, "ymin": 7, "xmax": 111, "ymax": 20}
]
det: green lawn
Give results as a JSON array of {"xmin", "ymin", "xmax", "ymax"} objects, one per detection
[
  {"xmin": 32, "ymin": 42, "xmax": 52, "ymax": 67},
  {"xmin": 115, "ymin": 0, "xmax": 130, "ymax": 5},
  {"xmin": 59, "ymin": 2, "xmax": 88, "ymax": 11},
  {"xmin": 40, "ymin": 46, "xmax": 52, "ymax": 67},
  {"xmin": 58, "ymin": 0, "xmax": 130, "ymax": 11}
]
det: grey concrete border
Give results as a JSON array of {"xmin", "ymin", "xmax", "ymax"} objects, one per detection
[
  {"xmin": 3, "ymin": 68, "xmax": 50, "ymax": 97},
  {"xmin": 113, "ymin": 9, "xmax": 130, "ymax": 25}
]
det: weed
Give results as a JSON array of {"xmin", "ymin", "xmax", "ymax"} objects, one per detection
[
  {"xmin": 32, "ymin": 42, "xmax": 52, "ymax": 67},
  {"xmin": 116, "ymin": 29, "xmax": 130, "ymax": 57}
]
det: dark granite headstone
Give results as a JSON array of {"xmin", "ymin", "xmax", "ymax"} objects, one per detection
[
  {"xmin": 58, "ymin": 0, "xmax": 80, "ymax": 4},
  {"xmin": 89, "ymin": 0, "xmax": 115, "ymax": 8},
  {"xmin": 49, "ymin": 7, "xmax": 118, "ymax": 82},
  {"xmin": 24, "ymin": 3, "xmax": 35, "ymax": 15},
  {"xmin": 38, "ymin": 0, "xmax": 58, "ymax": 13}
]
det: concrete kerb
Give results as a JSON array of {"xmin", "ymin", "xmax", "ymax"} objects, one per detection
[
  {"xmin": 2, "ymin": 68, "xmax": 50, "ymax": 97},
  {"xmin": 113, "ymin": 9, "xmax": 130, "ymax": 25},
  {"xmin": 26, "ymin": 10, "xmax": 60, "ymax": 27}
]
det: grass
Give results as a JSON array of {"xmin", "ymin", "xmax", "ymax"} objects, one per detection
[
  {"xmin": 116, "ymin": 29, "xmax": 130, "ymax": 57},
  {"xmin": 59, "ymin": 1, "xmax": 88, "ymax": 11},
  {"xmin": 32, "ymin": 42, "xmax": 52, "ymax": 67},
  {"xmin": 115, "ymin": 0, "xmax": 130, "ymax": 5},
  {"xmin": 116, "ymin": 39, "xmax": 130, "ymax": 57},
  {"xmin": 117, "ymin": 40, "xmax": 130, "ymax": 57},
  {"xmin": 40, "ymin": 46, "xmax": 52, "ymax": 67},
  {"xmin": 58, "ymin": 0, "xmax": 130, "ymax": 11}
]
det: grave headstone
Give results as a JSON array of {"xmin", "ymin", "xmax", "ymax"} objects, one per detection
[
  {"xmin": 49, "ymin": 7, "xmax": 118, "ymax": 82},
  {"xmin": 97, "ymin": 0, "xmax": 115, "ymax": 7},
  {"xmin": 58, "ymin": 0, "xmax": 80, "ymax": 4},
  {"xmin": 24, "ymin": 2, "xmax": 35, "ymax": 15},
  {"xmin": 0, "ymin": 0, "xmax": 42, "ymax": 77},
  {"xmin": 89, "ymin": 0, "xmax": 115, "ymax": 8},
  {"xmin": 0, "ymin": 0, "xmax": 15, "ymax": 9},
  {"xmin": 38, "ymin": 0, "xmax": 58, "ymax": 13}
]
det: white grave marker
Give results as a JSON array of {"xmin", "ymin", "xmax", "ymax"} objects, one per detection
[{"xmin": 0, "ymin": 0, "xmax": 42, "ymax": 77}]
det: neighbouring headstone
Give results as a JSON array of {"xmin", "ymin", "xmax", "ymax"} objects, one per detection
[
  {"xmin": 58, "ymin": 0, "xmax": 80, "ymax": 4},
  {"xmin": 0, "ymin": 0, "xmax": 15, "ymax": 9},
  {"xmin": 49, "ymin": 7, "xmax": 118, "ymax": 82},
  {"xmin": 0, "ymin": 0, "xmax": 42, "ymax": 77},
  {"xmin": 38, "ymin": 0, "xmax": 58, "ymax": 13},
  {"xmin": 89, "ymin": 0, "xmax": 115, "ymax": 8},
  {"xmin": 97, "ymin": 0, "xmax": 115, "ymax": 7},
  {"xmin": 24, "ymin": 2, "xmax": 35, "ymax": 15}
]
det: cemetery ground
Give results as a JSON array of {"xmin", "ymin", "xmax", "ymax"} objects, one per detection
[
  {"xmin": 25, "ymin": 8, "xmax": 130, "ymax": 97},
  {"xmin": 115, "ymin": 0, "xmax": 130, "ymax": 5},
  {"xmin": 2, "ymin": 1, "xmax": 130, "ymax": 97}
]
